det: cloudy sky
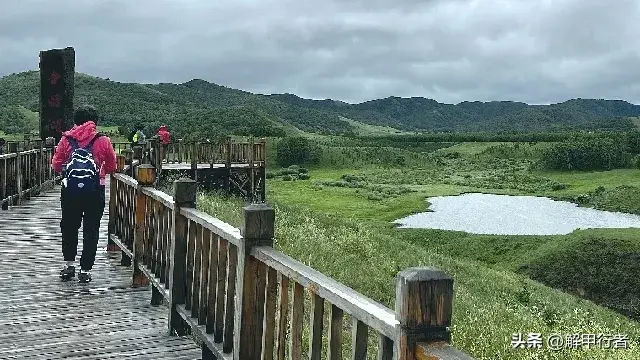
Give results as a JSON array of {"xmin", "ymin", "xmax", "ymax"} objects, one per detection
[{"xmin": 1, "ymin": 0, "xmax": 639, "ymax": 104}]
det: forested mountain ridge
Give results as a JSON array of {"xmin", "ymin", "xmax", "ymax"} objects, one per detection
[{"xmin": 0, "ymin": 70, "xmax": 637, "ymax": 137}]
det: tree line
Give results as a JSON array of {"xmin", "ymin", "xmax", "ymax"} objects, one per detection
[{"xmin": 540, "ymin": 131, "xmax": 640, "ymax": 171}]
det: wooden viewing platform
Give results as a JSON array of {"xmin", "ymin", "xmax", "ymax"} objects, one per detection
[
  {"xmin": 0, "ymin": 138, "xmax": 474, "ymax": 360},
  {"xmin": 115, "ymin": 138, "xmax": 267, "ymax": 202}
]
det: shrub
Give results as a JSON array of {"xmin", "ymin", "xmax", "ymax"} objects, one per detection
[{"xmin": 276, "ymin": 136, "xmax": 312, "ymax": 167}]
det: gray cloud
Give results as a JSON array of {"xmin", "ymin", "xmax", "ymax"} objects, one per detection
[{"xmin": 1, "ymin": 0, "xmax": 639, "ymax": 104}]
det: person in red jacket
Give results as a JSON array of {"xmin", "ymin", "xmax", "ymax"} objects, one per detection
[
  {"xmin": 157, "ymin": 125, "xmax": 171, "ymax": 160},
  {"xmin": 51, "ymin": 105, "xmax": 117, "ymax": 283}
]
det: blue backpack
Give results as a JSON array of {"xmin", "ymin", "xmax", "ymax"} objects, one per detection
[{"xmin": 63, "ymin": 134, "xmax": 102, "ymax": 194}]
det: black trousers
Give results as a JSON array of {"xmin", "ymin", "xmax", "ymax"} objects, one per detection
[{"xmin": 60, "ymin": 186, "xmax": 106, "ymax": 271}]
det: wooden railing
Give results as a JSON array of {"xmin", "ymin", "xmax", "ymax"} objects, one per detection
[
  {"xmin": 113, "ymin": 138, "xmax": 267, "ymax": 168},
  {"xmin": 108, "ymin": 165, "xmax": 474, "ymax": 360},
  {"xmin": 0, "ymin": 139, "xmax": 59, "ymax": 209}
]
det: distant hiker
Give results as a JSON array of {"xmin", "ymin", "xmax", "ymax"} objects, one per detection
[
  {"xmin": 157, "ymin": 125, "xmax": 171, "ymax": 160},
  {"xmin": 128, "ymin": 125, "xmax": 146, "ymax": 148},
  {"xmin": 51, "ymin": 105, "xmax": 117, "ymax": 283}
]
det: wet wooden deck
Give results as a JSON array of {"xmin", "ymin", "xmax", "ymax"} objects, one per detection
[{"xmin": 0, "ymin": 182, "xmax": 202, "ymax": 359}]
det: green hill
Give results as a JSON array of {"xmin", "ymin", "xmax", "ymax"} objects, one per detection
[{"xmin": 0, "ymin": 70, "xmax": 637, "ymax": 137}]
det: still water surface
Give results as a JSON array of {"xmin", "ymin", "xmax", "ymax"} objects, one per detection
[{"xmin": 393, "ymin": 193, "xmax": 640, "ymax": 235}]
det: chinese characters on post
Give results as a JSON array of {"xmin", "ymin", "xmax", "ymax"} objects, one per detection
[
  {"xmin": 47, "ymin": 71, "xmax": 63, "ymax": 133},
  {"xmin": 49, "ymin": 71, "xmax": 61, "ymax": 85}
]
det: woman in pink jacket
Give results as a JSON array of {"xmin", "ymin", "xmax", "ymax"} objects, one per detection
[
  {"xmin": 157, "ymin": 125, "xmax": 171, "ymax": 160},
  {"xmin": 51, "ymin": 105, "xmax": 117, "ymax": 283}
]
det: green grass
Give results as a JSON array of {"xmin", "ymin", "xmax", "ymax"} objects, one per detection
[
  {"xmin": 191, "ymin": 139, "xmax": 640, "ymax": 359},
  {"xmin": 541, "ymin": 168, "xmax": 640, "ymax": 196},
  {"xmin": 197, "ymin": 187, "xmax": 640, "ymax": 359}
]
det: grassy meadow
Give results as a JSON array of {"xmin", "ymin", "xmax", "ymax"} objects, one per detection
[{"xmin": 194, "ymin": 134, "xmax": 640, "ymax": 359}]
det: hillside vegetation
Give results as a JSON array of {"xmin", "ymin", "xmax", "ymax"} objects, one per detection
[{"xmin": 0, "ymin": 70, "xmax": 638, "ymax": 138}]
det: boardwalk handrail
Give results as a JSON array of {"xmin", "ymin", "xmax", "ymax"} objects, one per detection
[
  {"xmin": 108, "ymin": 167, "xmax": 474, "ymax": 360},
  {"xmin": 112, "ymin": 138, "xmax": 267, "ymax": 169},
  {"xmin": 0, "ymin": 138, "xmax": 60, "ymax": 209}
]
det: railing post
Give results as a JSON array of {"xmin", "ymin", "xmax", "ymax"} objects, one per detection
[
  {"xmin": 116, "ymin": 154, "xmax": 126, "ymax": 173},
  {"xmin": 249, "ymin": 138, "xmax": 255, "ymax": 202},
  {"xmin": 234, "ymin": 203, "xmax": 275, "ymax": 360},
  {"xmin": 45, "ymin": 137, "xmax": 55, "ymax": 185},
  {"xmin": 395, "ymin": 267, "xmax": 454, "ymax": 360},
  {"xmin": 168, "ymin": 178, "xmax": 197, "ymax": 336},
  {"xmin": 155, "ymin": 138, "xmax": 163, "ymax": 174},
  {"xmin": 108, "ymin": 155, "xmax": 126, "ymax": 252},
  {"xmin": 133, "ymin": 145, "xmax": 143, "ymax": 164},
  {"xmin": 190, "ymin": 142, "xmax": 198, "ymax": 181},
  {"xmin": 226, "ymin": 138, "xmax": 232, "ymax": 167},
  {"xmin": 8, "ymin": 142, "xmax": 21, "ymax": 206},
  {"xmin": 260, "ymin": 137, "xmax": 267, "ymax": 167},
  {"xmin": 122, "ymin": 149, "xmax": 133, "ymax": 177},
  {"xmin": 34, "ymin": 139, "xmax": 43, "ymax": 193},
  {"xmin": 133, "ymin": 164, "xmax": 156, "ymax": 287},
  {"xmin": 225, "ymin": 139, "xmax": 232, "ymax": 192}
]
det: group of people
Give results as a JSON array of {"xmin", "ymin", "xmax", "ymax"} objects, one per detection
[
  {"xmin": 129, "ymin": 124, "xmax": 172, "ymax": 164},
  {"xmin": 128, "ymin": 124, "xmax": 171, "ymax": 148},
  {"xmin": 50, "ymin": 105, "xmax": 172, "ymax": 283}
]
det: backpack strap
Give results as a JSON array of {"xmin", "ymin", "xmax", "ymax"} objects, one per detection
[
  {"xmin": 84, "ymin": 133, "xmax": 104, "ymax": 152},
  {"xmin": 66, "ymin": 136, "xmax": 79, "ymax": 151}
]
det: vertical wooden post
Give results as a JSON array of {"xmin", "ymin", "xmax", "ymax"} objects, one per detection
[
  {"xmin": 235, "ymin": 203, "xmax": 275, "ymax": 360},
  {"xmin": 249, "ymin": 138, "xmax": 255, "ymax": 202},
  {"xmin": 107, "ymin": 172, "xmax": 119, "ymax": 252},
  {"xmin": 225, "ymin": 138, "xmax": 232, "ymax": 192},
  {"xmin": 133, "ymin": 145, "xmax": 143, "ymax": 164},
  {"xmin": 191, "ymin": 142, "xmax": 198, "ymax": 181},
  {"xmin": 116, "ymin": 154, "xmax": 126, "ymax": 173},
  {"xmin": 45, "ymin": 137, "xmax": 55, "ymax": 184},
  {"xmin": 8, "ymin": 142, "xmax": 21, "ymax": 206},
  {"xmin": 261, "ymin": 137, "xmax": 267, "ymax": 167},
  {"xmin": 155, "ymin": 138, "xmax": 163, "ymax": 174},
  {"xmin": 133, "ymin": 164, "xmax": 156, "ymax": 287},
  {"xmin": 395, "ymin": 267, "xmax": 454, "ymax": 360},
  {"xmin": 0, "ymin": 157, "xmax": 6, "ymax": 210},
  {"xmin": 45, "ymin": 137, "xmax": 56, "ymax": 148},
  {"xmin": 123, "ymin": 149, "xmax": 133, "ymax": 177},
  {"xmin": 35, "ymin": 139, "xmax": 43, "ymax": 192},
  {"xmin": 168, "ymin": 178, "xmax": 197, "ymax": 336},
  {"xmin": 147, "ymin": 138, "xmax": 156, "ymax": 167}
]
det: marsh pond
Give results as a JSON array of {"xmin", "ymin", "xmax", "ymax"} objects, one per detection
[{"xmin": 393, "ymin": 193, "xmax": 640, "ymax": 235}]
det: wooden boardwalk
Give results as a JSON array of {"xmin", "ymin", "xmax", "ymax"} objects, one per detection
[{"xmin": 0, "ymin": 181, "xmax": 202, "ymax": 359}]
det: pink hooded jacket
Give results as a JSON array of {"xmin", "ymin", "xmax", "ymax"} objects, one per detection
[
  {"xmin": 51, "ymin": 121, "xmax": 117, "ymax": 186},
  {"xmin": 157, "ymin": 125, "xmax": 171, "ymax": 145}
]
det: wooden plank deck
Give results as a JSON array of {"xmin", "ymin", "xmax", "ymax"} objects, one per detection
[{"xmin": 0, "ymin": 181, "xmax": 202, "ymax": 359}]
